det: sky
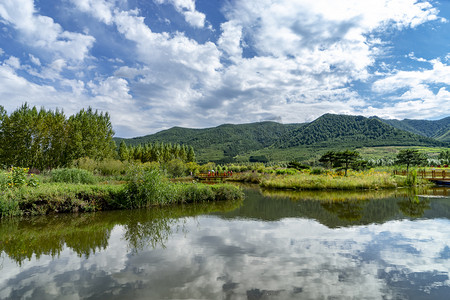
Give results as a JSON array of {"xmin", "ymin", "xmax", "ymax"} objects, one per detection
[{"xmin": 0, "ymin": 0, "xmax": 450, "ymax": 137}]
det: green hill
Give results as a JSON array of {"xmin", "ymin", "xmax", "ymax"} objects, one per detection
[
  {"xmin": 276, "ymin": 114, "xmax": 443, "ymax": 148},
  {"xmin": 115, "ymin": 114, "xmax": 447, "ymax": 163},
  {"xmin": 376, "ymin": 116, "xmax": 450, "ymax": 142},
  {"xmin": 115, "ymin": 122, "xmax": 303, "ymax": 163}
]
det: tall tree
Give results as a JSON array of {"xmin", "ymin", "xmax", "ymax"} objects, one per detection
[
  {"xmin": 186, "ymin": 146, "xmax": 195, "ymax": 162},
  {"xmin": 118, "ymin": 140, "xmax": 129, "ymax": 161},
  {"xmin": 319, "ymin": 151, "xmax": 336, "ymax": 169},
  {"xmin": 66, "ymin": 107, "xmax": 115, "ymax": 161},
  {"xmin": 0, "ymin": 104, "xmax": 116, "ymax": 169},
  {"xmin": 395, "ymin": 149, "xmax": 428, "ymax": 172},
  {"xmin": 334, "ymin": 150, "xmax": 361, "ymax": 176}
]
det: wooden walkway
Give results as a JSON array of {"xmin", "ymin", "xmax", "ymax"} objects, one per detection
[
  {"xmin": 194, "ymin": 173, "xmax": 233, "ymax": 180},
  {"xmin": 394, "ymin": 170, "xmax": 449, "ymax": 185}
]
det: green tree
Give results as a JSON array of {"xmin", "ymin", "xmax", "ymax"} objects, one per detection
[
  {"xmin": 186, "ymin": 146, "xmax": 195, "ymax": 162},
  {"xmin": 0, "ymin": 103, "xmax": 38, "ymax": 167},
  {"xmin": 66, "ymin": 107, "xmax": 115, "ymax": 161},
  {"xmin": 0, "ymin": 104, "xmax": 116, "ymax": 170},
  {"xmin": 118, "ymin": 141, "xmax": 129, "ymax": 161},
  {"xmin": 395, "ymin": 149, "xmax": 428, "ymax": 172},
  {"xmin": 319, "ymin": 151, "xmax": 336, "ymax": 169},
  {"xmin": 438, "ymin": 149, "xmax": 450, "ymax": 165},
  {"xmin": 334, "ymin": 150, "xmax": 361, "ymax": 176}
]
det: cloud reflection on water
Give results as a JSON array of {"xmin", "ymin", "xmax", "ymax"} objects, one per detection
[{"xmin": 1, "ymin": 216, "xmax": 450, "ymax": 299}]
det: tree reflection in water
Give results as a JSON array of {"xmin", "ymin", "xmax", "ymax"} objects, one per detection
[
  {"xmin": 0, "ymin": 199, "xmax": 243, "ymax": 265},
  {"xmin": 397, "ymin": 195, "xmax": 431, "ymax": 218},
  {"xmin": 320, "ymin": 199, "xmax": 365, "ymax": 222}
]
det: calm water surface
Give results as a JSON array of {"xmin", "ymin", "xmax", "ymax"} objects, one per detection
[{"xmin": 1, "ymin": 186, "xmax": 450, "ymax": 299}]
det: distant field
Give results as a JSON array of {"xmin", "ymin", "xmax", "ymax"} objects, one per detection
[{"xmin": 236, "ymin": 146, "xmax": 449, "ymax": 164}]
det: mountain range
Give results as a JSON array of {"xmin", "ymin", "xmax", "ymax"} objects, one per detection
[{"xmin": 115, "ymin": 114, "xmax": 449, "ymax": 163}]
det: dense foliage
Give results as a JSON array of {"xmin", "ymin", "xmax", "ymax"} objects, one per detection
[
  {"xmin": 0, "ymin": 104, "xmax": 116, "ymax": 170},
  {"xmin": 119, "ymin": 140, "xmax": 195, "ymax": 163}
]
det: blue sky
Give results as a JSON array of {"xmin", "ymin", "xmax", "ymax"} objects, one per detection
[{"xmin": 0, "ymin": 0, "xmax": 449, "ymax": 137}]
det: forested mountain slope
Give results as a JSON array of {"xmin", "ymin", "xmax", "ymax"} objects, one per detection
[
  {"xmin": 376, "ymin": 116, "xmax": 450, "ymax": 142},
  {"xmin": 115, "ymin": 122, "xmax": 303, "ymax": 162},
  {"xmin": 276, "ymin": 114, "xmax": 443, "ymax": 148}
]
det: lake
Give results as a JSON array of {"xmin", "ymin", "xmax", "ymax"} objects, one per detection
[{"xmin": 1, "ymin": 186, "xmax": 450, "ymax": 299}]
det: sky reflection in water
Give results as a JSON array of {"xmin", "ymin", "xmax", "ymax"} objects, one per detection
[{"xmin": 1, "ymin": 187, "xmax": 450, "ymax": 299}]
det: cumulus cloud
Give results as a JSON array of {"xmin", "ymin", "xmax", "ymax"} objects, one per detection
[
  {"xmin": 0, "ymin": 0, "xmax": 446, "ymax": 136},
  {"xmin": 368, "ymin": 60, "xmax": 450, "ymax": 119},
  {"xmin": 154, "ymin": 0, "xmax": 206, "ymax": 28},
  {"xmin": 0, "ymin": 0, "xmax": 95, "ymax": 62},
  {"xmin": 69, "ymin": 0, "xmax": 114, "ymax": 24}
]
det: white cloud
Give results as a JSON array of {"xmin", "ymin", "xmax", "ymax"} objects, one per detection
[
  {"xmin": 373, "ymin": 60, "xmax": 450, "ymax": 92},
  {"xmin": 3, "ymin": 56, "xmax": 21, "ymax": 69},
  {"xmin": 70, "ymin": 0, "xmax": 114, "ymax": 24},
  {"xmin": 0, "ymin": 0, "xmax": 95, "ymax": 62},
  {"xmin": 155, "ymin": 0, "xmax": 206, "ymax": 28},
  {"xmin": 218, "ymin": 21, "xmax": 243, "ymax": 61},
  {"xmin": 363, "ymin": 85, "xmax": 450, "ymax": 120},
  {"xmin": 29, "ymin": 54, "xmax": 41, "ymax": 66},
  {"xmin": 0, "ymin": 0, "xmax": 445, "ymax": 136}
]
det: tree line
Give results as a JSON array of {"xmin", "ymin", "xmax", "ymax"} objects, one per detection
[
  {"xmin": 0, "ymin": 104, "xmax": 198, "ymax": 171},
  {"xmin": 118, "ymin": 140, "xmax": 195, "ymax": 163},
  {"xmin": 0, "ymin": 104, "xmax": 116, "ymax": 170}
]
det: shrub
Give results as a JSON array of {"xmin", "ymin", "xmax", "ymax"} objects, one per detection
[
  {"xmin": 122, "ymin": 166, "xmax": 172, "ymax": 208},
  {"xmin": 0, "ymin": 167, "xmax": 39, "ymax": 189},
  {"xmin": 95, "ymin": 158, "xmax": 128, "ymax": 176},
  {"xmin": 311, "ymin": 168, "xmax": 324, "ymax": 175},
  {"xmin": 275, "ymin": 168, "xmax": 298, "ymax": 175},
  {"xmin": 71, "ymin": 157, "xmax": 96, "ymax": 173},
  {"xmin": 50, "ymin": 168, "xmax": 97, "ymax": 184},
  {"xmin": 406, "ymin": 169, "xmax": 418, "ymax": 187},
  {"xmin": 0, "ymin": 193, "xmax": 21, "ymax": 218},
  {"xmin": 164, "ymin": 159, "xmax": 188, "ymax": 178},
  {"xmin": 0, "ymin": 171, "xmax": 8, "ymax": 190},
  {"xmin": 288, "ymin": 161, "xmax": 311, "ymax": 170}
]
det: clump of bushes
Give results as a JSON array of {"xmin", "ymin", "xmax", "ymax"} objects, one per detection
[
  {"xmin": 71, "ymin": 157, "xmax": 128, "ymax": 176},
  {"xmin": 0, "ymin": 167, "xmax": 39, "ymax": 189},
  {"xmin": 50, "ymin": 168, "xmax": 97, "ymax": 184},
  {"xmin": 119, "ymin": 165, "xmax": 243, "ymax": 209},
  {"xmin": 121, "ymin": 166, "xmax": 172, "ymax": 208}
]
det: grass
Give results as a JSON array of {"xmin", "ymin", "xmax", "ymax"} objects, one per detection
[
  {"xmin": 233, "ymin": 169, "xmax": 423, "ymax": 190},
  {"xmin": 0, "ymin": 166, "xmax": 244, "ymax": 218}
]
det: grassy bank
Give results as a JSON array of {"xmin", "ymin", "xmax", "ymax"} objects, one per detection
[
  {"xmin": 230, "ymin": 169, "xmax": 429, "ymax": 190},
  {"xmin": 0, "ymin": 167, "xmax": 243, "ymax": 218}
]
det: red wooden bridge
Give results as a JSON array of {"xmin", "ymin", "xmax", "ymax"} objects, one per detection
[
  {"xmin": 394, "ymin": 170, "xmax": 449, "ymax": 185},
  {"xmin": 195, "ymin": 172, "xmax": 233, "ymax": 180}
]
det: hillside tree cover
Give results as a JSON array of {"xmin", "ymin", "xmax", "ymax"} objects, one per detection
[
  {"xmin": 116, "ymin": 114, "xmax": 447, "ymax": 163},
  {"xmin": 0, "ymin": 104, "xmax": 116, "ymax": 170}
]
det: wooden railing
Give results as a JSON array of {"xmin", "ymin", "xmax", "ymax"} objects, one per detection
[
  {"xmin": 393, "ymin": 170, "xmax": 447, "ymax": 179},
  {"xmin": 195, "ymin": 172, "xmax": 233, "ymax": 180}
]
